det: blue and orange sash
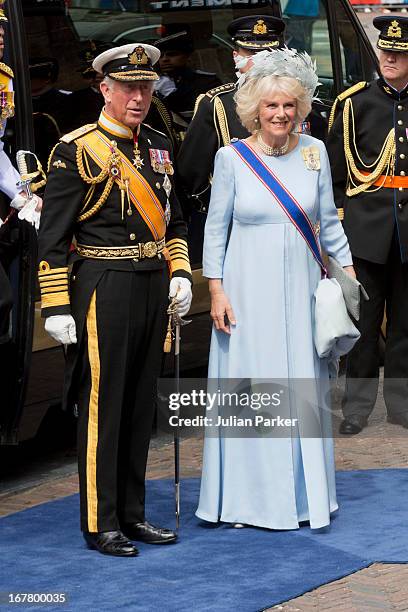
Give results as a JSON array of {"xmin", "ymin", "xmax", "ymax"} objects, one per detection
[
  {"xmin": 230, "ymin": 140, "xmax": 326, "ymax": 275},
  {"xmin": 77, "ymin": 129, "xmax": 166, "ymax": 241}
]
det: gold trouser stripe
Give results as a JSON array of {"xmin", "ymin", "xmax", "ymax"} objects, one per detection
[{"xmin": 86, "ymin": 291, "xmax": 100, "ymax": 533}]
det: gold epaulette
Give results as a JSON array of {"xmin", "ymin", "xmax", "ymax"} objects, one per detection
[
  {"xmin": 142, "ymin": 122, "xmax": 167, "ymax": 138},
  {"xmin": 59, "ymin": 123, "xmax": 97, "ymax": 144},
  {"xmin": 328, "ymin": 81, "xmax": 368, "ymax": 132},
  {"xmin": 0, "ymin": 62, "xmax": 14, "ymax": 78},
  {"xmin": 206, "ymin": 82, "xmax": 235, "ymax": 100}
]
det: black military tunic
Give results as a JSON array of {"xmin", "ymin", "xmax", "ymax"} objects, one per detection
[
  {"xmin": 326, "ymin": 77, "xmax": 408, "ymax": 419},
  {"xmin": 157, "ymin": 67, "xmax": 221, "ymax": 120},
  {"xmin": 177, "ymin": 82, "xmax": 248, "ymax": 211},
  {"xmin": 38, "ymin": 115, "xmax": 191, "ymax": 532}
]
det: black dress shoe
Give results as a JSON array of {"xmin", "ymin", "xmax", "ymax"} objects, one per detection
[
  {"xmin": 339, "ymin": 415, "xmax": 368, "ymax": 435},
  {"xmin": 122, "ymin": 521, "xmax": 177, "ymax": 544},
  {"xmin": 83, "ymin": 530, "xmax": 139, "ymax": 557},
  {"xmin": 387, "ymin": 413, "xmax": 408, "ymax": 428}
]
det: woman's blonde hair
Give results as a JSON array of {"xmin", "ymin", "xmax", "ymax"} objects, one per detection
[{"xmin": 235, "ymin": 75, "xmax": 312, "ymax": 134}]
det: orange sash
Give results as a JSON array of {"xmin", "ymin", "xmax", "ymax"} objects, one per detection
[{"xmin": 78, "ymin": 129, "xmax": 166, "ymax": 240}]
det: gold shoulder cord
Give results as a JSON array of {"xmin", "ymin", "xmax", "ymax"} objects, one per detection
[
  {"xmin": 328, "ymin": 98, "xmax": 339, "ymax": 133},
  {"xmin": 328, "ymin": 82, "xmax": 367, "ymax": 133},
  {"xmin": 193, "ymin": 94, "xmax": 205, "ymax": 118},
  {"xmin": 214, "ymin": 96, "xmax": 231, "ymax": 146},
  {"xmin": 75, "ymin": 140, "xmax": 118, "ymax": 222},
  {"xmin": 343, "ymin": 98, "xmax": 395, "ymax": 197},
  {"xmin": 151, "ymin": 97, "xmax": 176, "ymax": 148},
  {"xmin": 212, "ymin": 98, "xmax": 221, "ymax": 149}
]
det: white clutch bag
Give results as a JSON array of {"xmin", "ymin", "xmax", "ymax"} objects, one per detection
[{"xmin": 313, "ymin": 277, "xmax": 360, "ymax": 359}]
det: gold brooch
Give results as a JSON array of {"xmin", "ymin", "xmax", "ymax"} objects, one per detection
[{"xmin": 301, "ymin": 146, "xmax": 320, "ymax": 170}]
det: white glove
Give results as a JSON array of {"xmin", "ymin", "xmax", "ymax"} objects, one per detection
[
  {"xmin": 154, "ymin": 75, "xmax": 177, "ymax": 97},
  {"xmin": 10, "ymin": 193, "xmax": 27, "ymax": 211},
  {"xmin": 169, "ymin": 277, "xmax": 192, "ymax": 317},
  {"xmin": 11, "ymin": 194, "xmax": 42, "ymax": 230},
  {"xmin": 45, "ymin": 315, "xmax": 77, "ymax": 345}
]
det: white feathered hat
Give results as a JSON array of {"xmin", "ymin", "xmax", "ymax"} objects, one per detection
[{"xmin": 238, "ymin": 47, "xmax": 320, "ymax": 100}]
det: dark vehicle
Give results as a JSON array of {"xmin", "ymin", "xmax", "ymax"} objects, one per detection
[{"xmin": 0, "ymin": 0, "xmax": 377, "ymax": 444}]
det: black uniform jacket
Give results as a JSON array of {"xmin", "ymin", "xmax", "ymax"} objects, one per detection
[
  {"xmin": 160, "ymin": 67, "xmax": 222, "ymax": 118},
  {"xmin": 38, "ymin": 116, "xmax": 191, "ymax": 320},
  {"xmin": 177, "ymin": 83, "xmax": 249, "ymax": 207},
  {"xmin": 326, "ymin": 78, "xmax": 408, "ymax": 264}
]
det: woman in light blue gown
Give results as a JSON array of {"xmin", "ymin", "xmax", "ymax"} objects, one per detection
[{"xmin": 196, "ymin": 49, "xmax": 356, "ymax": 530}]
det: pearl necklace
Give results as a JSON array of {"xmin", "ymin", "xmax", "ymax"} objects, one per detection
[{"xmin": 257, "ymin": 132, "xmax": 290, "ymax": 157}]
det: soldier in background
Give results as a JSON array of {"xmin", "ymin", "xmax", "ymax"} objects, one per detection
[
  {"xmin": 177, "ymin": 15, "xmax": 285, "ymax": 215},
  {"xmin": 327, "ymin": 15, "xmax": 408, "ymax": 434},
  {"xmin": 0, "ymin": 1, "xmax": 41, "ymax": 417},
  {"xmin": 154, "ymin": 27, "xmax": 221, "ymax": 124},
  {"xmin": 64, "ymin": 40, "xmax": 112, "ymax": 132},
  {"xmin": 177, "ymin": 15, "xmax": 285, "ymax": 262}
]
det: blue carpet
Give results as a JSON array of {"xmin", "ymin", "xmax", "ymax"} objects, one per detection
[{"xmin": 0, "ymin": 469, "xmax": 407, "ymax": 612}]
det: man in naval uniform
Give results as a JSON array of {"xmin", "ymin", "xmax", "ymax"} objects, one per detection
[
  {"xmin": 37, "ymin": 43, "xmax": 192, "ymax": 556},
  {"xmin": 177, "ymin": 15, "xmax": 285, "ymax": 213},
  {"xmin": 326, "ymin": 16, "xmax": 408, "ymax": 434}
]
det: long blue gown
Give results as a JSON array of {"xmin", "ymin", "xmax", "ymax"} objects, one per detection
[{"xmin": 196, "ymin": 134, "xmax": 353, "ymax": 530}]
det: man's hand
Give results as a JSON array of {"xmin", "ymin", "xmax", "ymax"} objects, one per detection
[
  {"xmin": 169, "ymin": 277, "xmax": 192, "ymax": 317},
  {"xmin": 45, "ymin": 315, "xmax": 77, "ymax": 345}
]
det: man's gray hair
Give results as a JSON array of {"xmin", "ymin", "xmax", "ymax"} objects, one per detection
[{"xmin": 101, "ymin": 75, "xmax": 116, "ymax": 88}]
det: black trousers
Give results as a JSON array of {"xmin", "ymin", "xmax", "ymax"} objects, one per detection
[
  {"xmin": 76, "ymin": 269, "xmax": 168, "ymax": 533},
  {"xmin": 343, "ymin": 233, "xmax": 408, "ymax": 419},
  {"xmin": 0, "ymin": 262, "xmax": 12, "ymax": 345}
]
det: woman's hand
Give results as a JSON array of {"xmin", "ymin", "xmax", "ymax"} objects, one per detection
[
  {"xmin": 209, "ymin": 279, "xmax": 236, "ymax": 335},
  {"xmin": 343, "ymin": 265, "xmax": 356, "ymax": 280}
]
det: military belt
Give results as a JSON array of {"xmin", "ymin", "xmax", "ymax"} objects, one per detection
[
  {"xmin": 360, "ymin": 171, "xmax": 408, "ymax": 189},
  {"xmin": 76, "ymin": 238, "xmax": 165, "ymax": 260}
]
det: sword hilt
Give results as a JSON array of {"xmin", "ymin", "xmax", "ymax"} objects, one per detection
[{"xmin": 16, "ymin": 150, "xmax": 46, "ymax": 197}]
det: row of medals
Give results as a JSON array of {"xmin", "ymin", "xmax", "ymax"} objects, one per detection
[{"xmin": 133, "ymin": 141, "xmax": 172, "ymax": 225}]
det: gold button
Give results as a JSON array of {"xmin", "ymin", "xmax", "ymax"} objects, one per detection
[
  {"xmin": 400, "ymin": 137, "xmax": 405, "ymax": 142},
  {"xmin": 127, "ymin": 209, "xmax": 132, "ymax": 216},
  {"xmin": 401, "ymin": 171, "xmax": 406, "ymax": 176},
  {"xmin": 400, "ymin": 154, "xmax": 406, "ymax": 159},
  {"xmin": 399, "ymin": 187, "xmax": 404, "ymax": 192},
  {"xmin": 130, "ymin": 233, "xmax": 136, "ymax": 241},
  {"xmin": 398, "ymin": 105, "xmax": 403, "ymax": 111},
  {"xmin": 156, "ymin": 182, "xmax": 161, "ymax": 189},
  {"xmin": 399, "ymin": 203, "xmax": 403, "ymax": 210},
  {"xmin": 398, "ymin": 120, "xmax": 403, "ymax": 125}
]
